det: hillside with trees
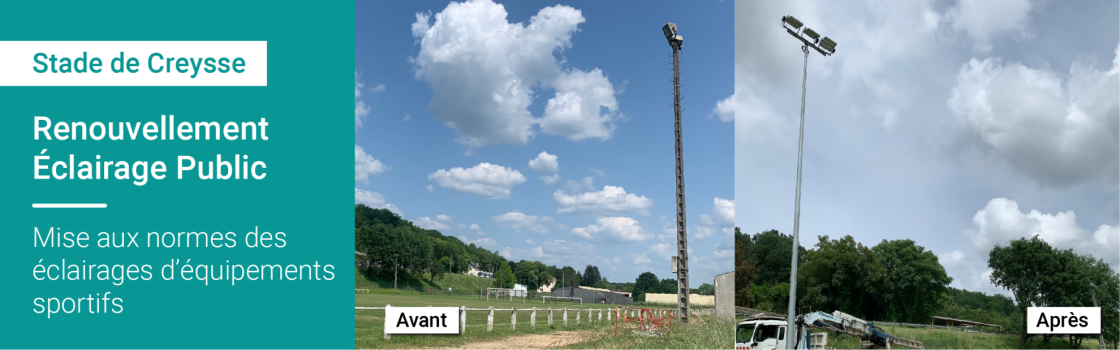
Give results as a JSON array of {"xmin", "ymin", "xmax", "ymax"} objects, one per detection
[{"xmin": 355, "ymin": 205, "xmax": 637, "ymax": 295}]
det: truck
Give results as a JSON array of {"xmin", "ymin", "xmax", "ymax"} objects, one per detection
[{"xmin": 735, "ymin": 310, "xmax": 924, "ymax": 349}]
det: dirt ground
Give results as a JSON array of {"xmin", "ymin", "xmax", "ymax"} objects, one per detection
[{"xmin": 446, "ymin": 331, "xmax": 595, "ymax": 349}]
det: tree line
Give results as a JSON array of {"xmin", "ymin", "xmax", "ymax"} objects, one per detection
[
  {"xmin": 356, "ymin": 205, "xmax": 640, "ymax": 296},
  {"xmin": 735, "ymin": 229, "xmax": 962, "ymax": 322},
  {"xmin": 734, "ymin": 228, "xmax": 1118, "ymax": 347}
]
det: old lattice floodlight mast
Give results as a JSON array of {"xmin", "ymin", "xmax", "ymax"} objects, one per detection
[
  {"xmin": 663, "ymin": 22, "xmax": 690, "ymax": 324},
  {"xmin": 780, "ymin": 15, "xmax": 836, "ymax": 349}
]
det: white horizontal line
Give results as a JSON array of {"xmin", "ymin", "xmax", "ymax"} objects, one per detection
[{"xmin": 32, "ymin": 203, "xmax": 107, "ymax": 208}]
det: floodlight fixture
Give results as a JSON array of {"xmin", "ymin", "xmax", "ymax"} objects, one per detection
[
  {"xmin": 662, "ymin": 22, "xmax": 677, "ymax": 39},
  {"xmin": 802, "ymin": 28, "xmax": 820, "ymax": 41},
  {"xmin": 781, "ymin": 16, "xmax": 835, "ymax": 57},
  {"xmin": 663, "ymin": 22, "xmax": 683, "ymax": 49},
  {"xmin": 782, "ymin": 15, "xmax": 803, "ymax": 30},
  {"xmin": 820, "ymin": 37, "xmax": 838, "ymax": 54}
]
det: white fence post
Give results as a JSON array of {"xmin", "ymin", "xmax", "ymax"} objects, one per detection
[
  {"xmin": 384, "ymin": 304, "xmax": 392, "ymax": 340},
  {"xmin": 487, "ymin": 306, "xmax": 494, "ymax": 332},
  {"xmin": 511, "ymin": 307, "xmax": 517, "ymax": 331},
  {"xmin": 459, "ymin": 306, "xmax": 466, "ymax": 334},
  {"xmin": 598, "ymin": 309, "xmax": 602, "ymax": 322},
  {"xmin": 563, "ymin": 308, "xmax": 568, "ymax": 327},
  {"xmin": 576, "ymin": 308, "xmax": 581, "ymax": 324},
  {"xmin": 608, "ymin": 308, "xmax": 613, "ymax": 321},
  {"xmin": 531, "ymin": 307, "xmax": 537, "ymax": 329},
  {"xmin": 548, "ymin": 308, "xmax": 554, "ymax": 327},
  {"xmin": 587, "ymin": 309, "xmax": 592, "ymax": 323}
]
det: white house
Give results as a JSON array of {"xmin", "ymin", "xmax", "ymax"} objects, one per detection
[{"xmin": 512, "ymin": 284, "xmax": 528, "ymax": 297}]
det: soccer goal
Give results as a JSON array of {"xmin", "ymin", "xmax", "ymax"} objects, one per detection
[{"xmin": 485, "ymin": 287, "xmax": 527, "ymax": 302}]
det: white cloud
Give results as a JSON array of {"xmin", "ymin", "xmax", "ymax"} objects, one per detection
[
  {"xmin": 713, "ymin": 197, "xmax": 735, "ymax": 226},
  {"xmin": 588, "ymin": 167, "xmax": 606, "ymax": 177},
  {"xmin": 354, "ymin": 188, "xmax": 401, "ymax": 216},
  {"xmin": 528, "ymin": 151, "xmax": 560, "ymax": 174},
  {"xmin": 370, "ymin": 84, "xmax": 386, "ymax": 93},
  {"xmin": 403, "ymin": 114, "xmax": 411, "ymax": 122},
  {"xmin": 410, "ymin": 0, "xmax": 621, "ymax": 149},
  {"xmin": 631, "ymin": 253, "xmax": 651, "ymax": 265},
  {"xmin": 538, "ymin": 174, "xmax": 560, "ymax": 185},
  {"xmin": 355, "ymin": 145, "xmax": 389, "ymax": 185},
  {"xmin": 502, "ymin": 239, "xmax": 597, "ymax": 266},
  {"xmin": 711, "ymin": 93, "xmax": 735, "ymax": 122},
  {"xmin": 700, "ymin": 214, "xmax": 714, "ymax": 226},
  {"xmin": 570, "ymin": 216, "xmax": 651, "ymax": 243},
  {"xmin": 948, "ymin": 52, "xmax": 1119, "ymax": 187},
  {"xmin": 538, "ymin": 68, "xmax": 620, "ymax": 141},
  {"xmin": 458, "ymin": 235, "xmax": 497, "ymax": 249},
  {"xmin": 945, "ymin": 0, "xmax": 1033, "ymax": 52},
  {"xmin": 469, "ymin": 223, "xmax": 485, "ymax": 235},
  {"xmin": 553, "ymin": 185, "xmax": 654, "ymax": 216},
  {"xmin": 491, "ymin": 211, "xmax": 554, "ymax": 234},
  {"xmin": 692, "ymin": 225, "xmax": 716, "ymax": 239},
  {"xmin": 526, "ymin": 239, "xmax": 535, "ymax": 245},
  {"xmin": 426, "ymin": 184, "xmax": 434, "ymax": 193},
  {"xmin": 436, "ymin": 214, "xmax": 453, "ymax": 222},
  {"xmin": 355, "ymin": 72, "xmax": 371, "ymax": 128},
  {"xmin": 428, "ymin": 163, "xmax": 527, "ymax": 199},
  {"xmin": 414, "ymin": 216, "xmax": 451, "ymax": 231},
  {"xmin": 563, "ymin": 176, "xmax": 595, "ymax": 192}
]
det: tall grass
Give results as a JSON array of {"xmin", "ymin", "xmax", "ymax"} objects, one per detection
[{"xmin": 560, "ymin": 315, "xmax": 734, "ymax": 349}]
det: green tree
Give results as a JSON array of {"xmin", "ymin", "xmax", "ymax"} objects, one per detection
[
  {"xmin": 735, "ymin": 231, "xmax": 759, "ymax": 307},
  {"xmin": 582, "ymin": 265, "xmax": 602, "ymax": 287},
  {"xmin": 694, "ymin": 283, "xmax": 715, "ymax": 295},
  {"xmin": 513, "ymin": 260, "xmax": 551, "ymax": 291},
  {"xmin": 558, "ymin": 266, "xmax": 580, "ymax": 288},
  {"xmin": 989, "ymin": 236, "xmax": 1061, "ymax": 346},
  {"xmin": 632, "ymin": 272, "xmax": 659, "ymax": 302},
  {"xmin": 743, "ymin": 230, "xmax": 808, "ymax": 286},
  {"xmin": 495, "ymin": 261, "xmax": 515, "ymax": 288},
  {"xmin": 657, "ymin": 278, "xmax": 678, "ymax": 294},
  {"xmin": 798, "ymin": 235, "xmax": 886, "ymax": 320},
  {"xmin": 872, "ymin": 239, "xmax": 952, "ymax": 323}
]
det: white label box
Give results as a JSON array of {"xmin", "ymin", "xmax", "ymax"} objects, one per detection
[
  {"xmin": 384, "ymin": 306, "xmax": 461, "ymax": 335},
  {"xmin": 1027, "ymin": 307, "xmax": 1101, "ymax": 334}
]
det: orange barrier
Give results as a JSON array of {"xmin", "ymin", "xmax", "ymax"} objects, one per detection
[{"xmin": 613, "ymin": 307, "xmax": 674, "ymax": 336}]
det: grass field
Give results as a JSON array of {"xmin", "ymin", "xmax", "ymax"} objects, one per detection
[
  {"xmin": 356, "ymin": 293, "xmax": 730, "ymax": 349},
  {"xmin": 732, "ymin": 317, "xmax": 1109, "ymax": 350},
  {"xmin": 356, "ymin": 268, "xmax": 496, "ymax": 295},
  {"xmin": 357, "ymin": 293, "xmax": 611, "ymax": 349}
]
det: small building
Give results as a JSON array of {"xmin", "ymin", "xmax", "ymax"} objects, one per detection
[
  {"xmin": 466, "ymin": 262, "xmax": 483, "ymax": 277},
  {"xmin": 512, "ymin": 284, "xmax": 528, "ymax": 297},
  {"xmin": 537, "ymin": 278, "xmax": 556, "ymax": 293},
  {"xmin": 354, "ymin": 251, "xmax": 367, "ymax": 267},
  {"xmin": 714, "ymin": 271, "xmax": 734, "ymax": 319},
  {"xmin": 553, "ymin": 286, "xmax": 633, "ymax": 305}
]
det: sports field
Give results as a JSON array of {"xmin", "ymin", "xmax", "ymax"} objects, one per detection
[{"xmin": 356, "ymin": 293, "xmax": 732, "ymax": 349}]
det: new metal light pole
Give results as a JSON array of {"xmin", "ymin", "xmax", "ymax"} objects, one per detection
[
  {"xmin": 780, "ymin": 15, "xmax": 837, "ymax": 349},
  {"xmin": 662, "ymin": 22, "xmax": 691, "ymax": 324}
]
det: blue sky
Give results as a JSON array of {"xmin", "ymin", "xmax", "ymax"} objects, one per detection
[
  {"xmin": 735, "ymin": 0, "xmax": 1119, "ymax": 296},
  {"xmin": 355, "ymin": 0, "xmax": 734, "ymax": 284}
]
